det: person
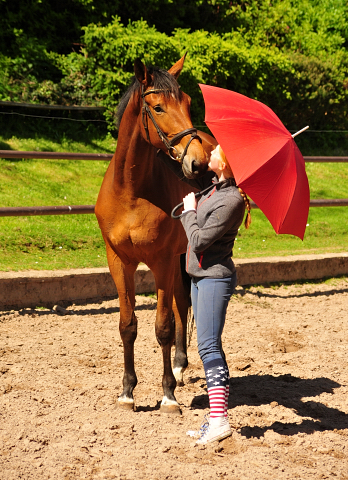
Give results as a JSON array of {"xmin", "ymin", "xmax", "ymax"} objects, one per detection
[{"xmin": 164, "ymin": 144, "xmax": 251, "ymax": 444}]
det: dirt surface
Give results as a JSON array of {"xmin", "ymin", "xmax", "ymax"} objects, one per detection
[{"xmin": 1, "ymin": 277, "xmax": 348, "ymax": 479}]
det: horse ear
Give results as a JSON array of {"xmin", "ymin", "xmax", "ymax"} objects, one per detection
[
  {"xmin": 168, "ymin": 52, "xmax": 187, "ymax": 79},
  {"xmin": 134, "ymin": 58, "xmax": 151, "ymax": 86}
]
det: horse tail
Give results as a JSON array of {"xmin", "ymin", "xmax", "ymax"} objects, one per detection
[
  {"xmin": 180, "ymin": 252, "xmax": 191, "ymax": 297},
  {"xmin": 180, "ymin": 253, "xmax": 195, "ymax": 346}
]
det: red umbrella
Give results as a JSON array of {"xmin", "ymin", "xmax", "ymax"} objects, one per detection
[{"xmin": 199, "ymin": 84, "xmax": 310, "ymax": 240}]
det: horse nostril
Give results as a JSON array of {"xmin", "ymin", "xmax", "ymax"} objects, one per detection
[{"xmin": 191, "ymin": 160, "xmax": 200, "ymax": 175}]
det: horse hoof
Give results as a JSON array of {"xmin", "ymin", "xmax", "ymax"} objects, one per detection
[
  {"xmin": 160, "ymin": 397, "xmax": 181, "ymax": 415},
  {"xmin": 160, "ymin": 403, "xmax": 181, "ymax": 415},
  {"xmin": 117, "ymin": 396, "xmax": 135, "ymax": 411}
]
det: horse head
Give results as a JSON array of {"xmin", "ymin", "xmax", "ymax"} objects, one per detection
[{"xmin": 134, "ymin": 54, "xmax": 209, "ymax": 178}]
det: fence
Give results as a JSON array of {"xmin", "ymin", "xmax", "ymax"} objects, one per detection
[{"xmin": 0, "ymin": 150, "xmax": 348, "ymax": 217}]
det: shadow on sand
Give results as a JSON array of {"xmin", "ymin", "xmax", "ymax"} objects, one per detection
[{"xmin": 191, "ymin": 373, "xmax": 347, "ymax": 437}]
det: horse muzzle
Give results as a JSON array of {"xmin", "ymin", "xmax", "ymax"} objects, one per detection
[{"xmin": 182, "ymin": 155, "xmax": 209, "ymax": 179}]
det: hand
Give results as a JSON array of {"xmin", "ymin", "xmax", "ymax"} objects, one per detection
[{"xmin": 183, "ymin": 192, "xmax": 197, "ymax": 211}]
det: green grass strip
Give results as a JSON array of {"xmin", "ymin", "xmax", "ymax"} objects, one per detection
[{"xmin": 1, "ymin": 126, "xmax": 347, "ymax": 271}]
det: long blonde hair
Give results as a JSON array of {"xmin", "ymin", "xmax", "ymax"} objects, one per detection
[{"xmin": 217, "ymin": 145, "xmax": 251, "ymax": 229}]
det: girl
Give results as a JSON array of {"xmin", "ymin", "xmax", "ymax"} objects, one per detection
[{"xmin": 180, "ymin": 144, "xmax": 251, "ymax": 444}]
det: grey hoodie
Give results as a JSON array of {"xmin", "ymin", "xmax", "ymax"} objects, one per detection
[
  {"xmin": 180, "ymin": 178, "xmax": 245, "ymax": 278},
  {"xmin": 158, "ymin": 150, "xmax": 245, "ymax": 278}
]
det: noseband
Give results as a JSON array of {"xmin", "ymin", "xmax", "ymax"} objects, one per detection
[{"xmin": 141, "ymin": 85, "xmax": 202, "ymax": 162}]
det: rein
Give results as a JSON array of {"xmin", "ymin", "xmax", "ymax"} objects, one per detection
[
  {"xmin": 141, "ymin": 85, "xmax": 202, "ymax": 162},
  {"xmin": 171, "ymin": 179, "xmax": 232, "ymax": 219}
]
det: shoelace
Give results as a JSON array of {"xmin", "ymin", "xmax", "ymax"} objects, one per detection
[{"xmin": 197, "ymin": 414, "xmax": 210, "ymax": 439}]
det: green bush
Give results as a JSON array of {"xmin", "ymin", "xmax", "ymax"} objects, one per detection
[
  {"xmin": 0, "ymin": 14, "xmax": 347, "ymax": 135},
  {"xmin": 2, "ymin": 1, "xmax": 347, "ymax": 53},
  {"xmin": 75, "ymin": 18, "xmax": 348, "ymax": 131}
]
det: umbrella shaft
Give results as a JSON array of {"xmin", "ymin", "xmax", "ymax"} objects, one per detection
[{"xmin": 292, "ymin": 126, "xmax": 309, "ymax": 138}]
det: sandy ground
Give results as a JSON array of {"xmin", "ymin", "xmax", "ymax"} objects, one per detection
[{"xmin": 1, "ymin": 277, "xmax": 348, "ymax": 480}]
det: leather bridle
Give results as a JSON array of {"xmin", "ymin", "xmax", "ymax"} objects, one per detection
[{"xmin": 141, "ymin": 85, "xmax": 202, "ymax": 163}]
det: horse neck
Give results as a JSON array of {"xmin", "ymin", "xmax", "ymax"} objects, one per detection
[{"xmin": 112, "ymin": 113, "xmax": 159, "ymax": 192}]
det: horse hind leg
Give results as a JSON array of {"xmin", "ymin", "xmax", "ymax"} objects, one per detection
[
  {"xmin": 106, "ymin": 246, "xmax": 138, "ymax": 411},
  {"xmin": 172, "ymin": 253, "xmax": 190, "ymax": 386}
]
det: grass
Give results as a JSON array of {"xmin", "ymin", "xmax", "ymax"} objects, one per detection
[
  {"xmin": 235, "ymin": 160, "xmax": 348, "ymax": 258},
  {"xmin": 235, "ymin": 206, "xmax": 348, "ymax": 259},
  {"xmin": 0, "ymin": 111, "xmax": 347, "ymax": 271}
]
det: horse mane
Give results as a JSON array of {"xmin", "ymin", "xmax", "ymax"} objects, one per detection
[{"xmin": 116, "ymin": 66, "xmax": 182, "ymax": 129}]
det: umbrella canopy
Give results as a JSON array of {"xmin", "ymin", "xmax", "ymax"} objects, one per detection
[{"xmin": 199, "ymin": 84, "xmax": 310, "ymax": 240}]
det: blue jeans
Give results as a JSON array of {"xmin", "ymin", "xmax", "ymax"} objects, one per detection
[{"xmin": 191, "ymin": 273, "xmax": 237, "ymax": 364}]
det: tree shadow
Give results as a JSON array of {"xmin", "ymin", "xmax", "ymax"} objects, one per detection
[
  {"xmin": 191, "ymin": 373, "xmax": 348, "ymax": 437},
  {"xmin": 236, "ymin": 284, "xmax": 348, "ymax": 301},
  {"xmin": 0, "ymin": 139, "xmax": 11, "ymax": 150},
  {"xmin": 67, "ymin": 302, "xmax": 156, "ymax": 316},
  {"xmin": 7, "ymin": 301, "xmax": 158, "ymax": 317}
]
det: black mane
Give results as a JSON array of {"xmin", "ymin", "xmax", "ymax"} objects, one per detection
[{"xmin": 116, "ymin": 66, "xmax": 182, "ymax": 129}]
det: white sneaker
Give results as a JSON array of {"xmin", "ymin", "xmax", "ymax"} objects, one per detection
[
  {"xmin": 195, "ymin": 416, "xmax": 232, "ymax": 444},
  {"xmin": 186, "ymin": 414, "xmax": 209, "ymax": 438}
]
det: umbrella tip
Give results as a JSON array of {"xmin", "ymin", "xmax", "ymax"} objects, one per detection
[{"xmin": 292, "ymin": 126, "xmax": 309, "ymax": 138}]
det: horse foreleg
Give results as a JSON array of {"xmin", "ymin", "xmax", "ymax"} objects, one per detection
[
  {"xmin": 106, "ymin": 246, "xmax": 138, "ymax": 410},
  {"xmin": 172, "ymin": 254, "xmax": 190, "ymax": 386},
  {"xmin": 152, "ymin": 261, "xmax": 181, "ymax": 415}
]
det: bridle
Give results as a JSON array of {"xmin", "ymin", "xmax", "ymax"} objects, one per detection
[{"xmin": 141, "ymin": 85, "xmax": 202, "ymax": 163}]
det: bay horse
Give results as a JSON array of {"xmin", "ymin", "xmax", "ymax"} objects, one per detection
[{"xmin": 95, "ymin": 54, "xmax": 216, "ymax": 414}]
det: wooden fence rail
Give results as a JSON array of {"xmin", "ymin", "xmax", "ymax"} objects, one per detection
[
  {"xmin": 1, "ymin": 150, "xmax": 348, "ymax": 162},
  {"xmin": 0, "ymin": 150, "xmax": 112, "ymax": 161},
  {"xmin": 1, "ymin": 151, "xmax": 348, "ymax": 217},
  {"xmin": 1, "ymin": 199, "xmax": 348, "ymax": 217}
]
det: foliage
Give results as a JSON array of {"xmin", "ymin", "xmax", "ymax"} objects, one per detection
[
  {"xmin": 224, "ymin": 0, "xmax": 348, "ymax": 55},
  {"xmin": 1, "ymin": 1, "xmax": 347, "ymax": 271},
  {"xmin": 0, "ymin": 0, "xmax": 118, "ymax": 56},
  {"xmin": 1, "ymin": 1, "xmax": 347, "ymax": 52},
  {"xmin": 0, "ymin": 2, "xmax": 347, "ymax": 136},
  {"xmin": 0, "ymin": 45, "xmax": 96, "ymax": 107},
  {"xmin": 77, "ymin": 18, "xmax": 348, "ymax": 131}
]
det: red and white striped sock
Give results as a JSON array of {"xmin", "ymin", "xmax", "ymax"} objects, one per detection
[
  {"xmin": 204, "ymin": 359, "xmax": 230, "ymax": 419},
  {"xmin": 208, "ymin": 386, "xmax": 226, "ymax": 418}
]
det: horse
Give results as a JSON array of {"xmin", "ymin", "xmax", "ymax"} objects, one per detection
[{"xmin": 95, "ymin": 54, "xmax": 216, "ymax": 414}]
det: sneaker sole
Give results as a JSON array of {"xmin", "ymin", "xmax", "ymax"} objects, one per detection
[
  {"xmin": 196, "ymin": 429, "xmax": 232, "ymax": 444},
  {"xmin": 186, "ymin": 430, "xmax": 199, "ymax": 438}
]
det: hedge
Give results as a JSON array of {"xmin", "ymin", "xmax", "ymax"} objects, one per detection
[{"xmin": 0, "ymin": 17, "xmax": 347, "ymax": 133}]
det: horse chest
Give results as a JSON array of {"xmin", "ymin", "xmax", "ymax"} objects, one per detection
[{"xmin": 109, "ymin": 206, "xmax": 172, "ymax": 249}]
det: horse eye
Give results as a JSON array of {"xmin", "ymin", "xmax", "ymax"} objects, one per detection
[{"xmin": 153, "ymin": 105, "xmax": 163, "ymax": 113}]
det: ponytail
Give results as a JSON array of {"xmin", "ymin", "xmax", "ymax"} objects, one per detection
[{"xmin": 238, "ymin": 187, "xmax": 251, "ymax": 229}]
